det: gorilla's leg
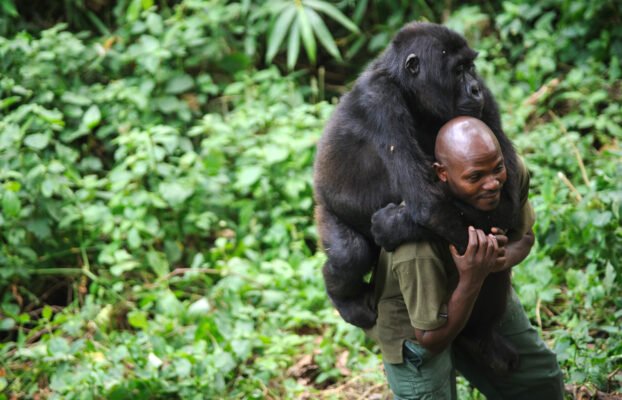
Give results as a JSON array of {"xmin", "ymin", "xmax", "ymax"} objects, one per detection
[
  {"xmin": 317, "ymin": 206, "xmax": 379, "ymax": 328},
  {"xmin": 461, "ymin": 272, "xmax": 520, "ymax": 374}
]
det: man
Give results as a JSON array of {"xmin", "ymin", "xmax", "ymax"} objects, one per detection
[{"xmin": 367, "ymin": 116, "xmax": 564, "ymax": 399}]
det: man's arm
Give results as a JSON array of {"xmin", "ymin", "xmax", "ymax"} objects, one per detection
[{"xmin": 414, "ymin": 227, "xmax": 501, "ymax": 354}]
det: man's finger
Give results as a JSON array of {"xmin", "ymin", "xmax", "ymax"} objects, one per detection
[
  {"xmin": 491, "ymin": 227, "xmax": 507, "ymax": 235},
  {"xmin": 449, "ymin": 244, "xmax": 461, "ymax": 259},
  {"xmin": 485, "ymin": 234, "xmax": 497, "ymax": 258},
  {"xmin": 475, "ymin": 229, "xmax": 488, "ymax": 254},
  {"xmin": 495, "ymin": 234, "xmax": 509, "ymax": 248},
  {"xmin": 464, "ymin": 226, "xmax": 477, "ymax": 257}
]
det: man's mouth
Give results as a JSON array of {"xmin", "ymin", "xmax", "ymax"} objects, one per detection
[{"xmin": 479, "ymin": 191, "xmax": 500, "ymax": 200}]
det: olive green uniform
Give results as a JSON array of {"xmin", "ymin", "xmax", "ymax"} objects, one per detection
[{"xmin": 366, "ymin": 160, "xmax": 564, "ymax": 399}]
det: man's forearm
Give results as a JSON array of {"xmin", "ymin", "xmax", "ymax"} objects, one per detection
[{"xmin": 414, "ymin": 278, "xmax": 482, "ymax": 354}]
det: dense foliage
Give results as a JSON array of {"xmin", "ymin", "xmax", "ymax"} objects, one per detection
[{"xmin": 0, "ymin": 0, "xmax": 620, "ymax": 398}]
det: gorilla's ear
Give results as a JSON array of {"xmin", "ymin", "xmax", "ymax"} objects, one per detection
[{"xmin": 405, "ymin": 54, "xmax": 420, "ymax": 75}]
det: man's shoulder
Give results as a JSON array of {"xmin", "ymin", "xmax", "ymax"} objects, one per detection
[{"xmin": 391, "ymin": 241, "xmax": 446, "ymax": 265}]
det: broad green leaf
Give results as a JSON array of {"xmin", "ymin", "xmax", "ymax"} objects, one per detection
[
  {"xmin": 0, "ymin": 318, "xmax": 15, "ymax": 331},
  {"xmin": 2, "ymin": 190, "xmax": 20, "ymax": 218},
  {"xmin": 287, "ymin": 19, "xmax": 301, "ymax": 69},
  {"xmin": 48, "ymin": 337, "xmax": 70, "ymax": 355},
  {"xmin": 82, "ymin": 105, "xmax": 102, "ymax": 129},
  {"xmin": 128, "ymin": 310, "xmax": 149, "ymax": 329},
  {"xmin": 128, "ymin": 227, "xmax": 142, "ymax": 249},
  {"xmin": 306, "ymin": 7, "xmax": 341, "ymax": 60},
  {"xmin": 165, "ymin": 74, "xmax": 194, "ymax": 94},
  {"xmin": 159, "ymin": 181, "xmax": 194, "ymax": 206},
  {"xmin": 297, "ymin": 6, "xmax": 317, "ymax": 64},
  {"xmin": 0, "ymin": 0, "xmax": 18, "ymax": 16},
  {"xmin": 304, "ymin": 0, "xmax": 360, "ymax": 33},
  {"xmin": 34, "ymin": 107, "xmax": 64, "ymax": 126},
  {"xmin": 263, "ymin": 144, "xmax": 289, "ymax": 164},
  {"xmin": 24, "ymin": 133, "xmax": 50, "ymax": 150},
  {"xmin": 147, "ymin": 250, "xmax": 169, "ymax": 277},
  {"xmin": 188, "ymin": 297, "xmax": 211, "ymax": 317},
  {"xmin": 604, "ymin": 262, "xmax": 616, "ymax": 294},
  {"xmin": 236, "ymin": 166, "xmax": 263, "ymax": 189},
  {"xmin": 61, "ymin": 92, "xmax": 92, "ymax": 106},
  {"xmin": 42, "ymin": 305, "xmax": 53, "ymax": 320},
  {"xmin": 110, "ymin": 260, "xmax": 139, "ymax": 276},
  {"xmin": 266, "ymin": 5, "xmax": 297, "ymax": 63},
  {"xmin": 148, "ymin": 352, "xmax": 163, "ymax": 368},
  {"xmin": 173, "ymin": 358, "xmax": 192, "ymax": 378}
]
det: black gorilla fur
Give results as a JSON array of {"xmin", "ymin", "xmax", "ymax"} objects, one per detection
[{"xmin": 313, "ymin": 22, "xmax": 522, "ymax": 372}]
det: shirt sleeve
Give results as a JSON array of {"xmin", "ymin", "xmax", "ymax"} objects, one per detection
[{"xmin": 393, "ymin": 257, "xmax": 448, "ymax": 331}]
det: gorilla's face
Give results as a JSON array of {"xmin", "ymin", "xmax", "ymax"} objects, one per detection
[
  {"xmin": 453, "ymin": 61, "xmax": 484, "ymax": 117},
  {"xmin": 393, "ymin": 24, "xmax": 486, "ymax": 121}
]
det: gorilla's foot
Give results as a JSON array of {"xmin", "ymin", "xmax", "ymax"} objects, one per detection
[{"xmin": 331, "ymin": 293, "xmax": 377, "ymax": 329}]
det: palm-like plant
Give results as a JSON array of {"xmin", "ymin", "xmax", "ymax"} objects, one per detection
[{"xmin": 263, "ymin": 0, "xmax": 360, "ymax": 69}]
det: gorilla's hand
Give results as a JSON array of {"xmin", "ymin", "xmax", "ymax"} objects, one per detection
[
  {"xmin": 371, "ymin": 203, "xmax": 410, "ymax": 251},
  {"xmin": 371, "ymin": 203, "xmax": 422, "ymax": 252}
]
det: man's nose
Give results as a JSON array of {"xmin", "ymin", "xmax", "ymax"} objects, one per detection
[{"xmin": 483, "ymin": 177, "xmax": 500, "ymax": 191}]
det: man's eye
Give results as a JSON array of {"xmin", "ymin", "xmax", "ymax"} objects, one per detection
[
  {"xmin": 494, "ymin": 164, "xmax": 505, "ymax": 173},
  {"xmin": 468, "ymin": 174, "xmax": 480, "ymax": 182}
]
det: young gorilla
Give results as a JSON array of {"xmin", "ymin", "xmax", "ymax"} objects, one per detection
[
  {"xmin": 366, "ymin": 116, "xmax": 563, "ymax": 399},
  {"xmin": 313, "ymin": 22, "xmax": 520, "ymax": 332}
]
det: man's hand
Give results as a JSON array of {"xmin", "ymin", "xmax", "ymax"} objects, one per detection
[
  {"xmin": 491, "ymin": 226, "xmax": 535, "ymax": 271},
  {"xmin": 449, "ymin": 226, "xmax": 501, "ymax": 286}
]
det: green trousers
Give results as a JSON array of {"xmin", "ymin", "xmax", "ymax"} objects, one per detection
[{"xmin": 383, "ymin": 291, "xmax": 564, "ymax": 400}]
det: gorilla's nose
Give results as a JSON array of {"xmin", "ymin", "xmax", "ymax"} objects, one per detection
[{"xmin": 469, "ymin": 81, "xmax": 482, "ymax": 99}]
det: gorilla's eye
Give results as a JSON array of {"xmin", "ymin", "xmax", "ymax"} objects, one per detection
[{"xmin": 455, "ymin": 64, "xmax": 464, "ymax": 75}]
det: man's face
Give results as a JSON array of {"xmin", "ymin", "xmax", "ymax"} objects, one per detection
[{"xmin": 436, "ymin": 146, "xmax": 507, "ymax": 212}]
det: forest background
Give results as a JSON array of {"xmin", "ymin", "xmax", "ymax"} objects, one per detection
[{"xmin": 0, "ymin": 0, "xmax": 621, "ymax": 399}]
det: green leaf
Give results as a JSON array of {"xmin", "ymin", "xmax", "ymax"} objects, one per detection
[
  {"xmin": 188, "ymin": 297, "xmax": 211, "ymax": 317},
  {"xmin": 236, "ymin": 166, "xmax": 263, "ymax": 189},
  {"xmin": 23, "ymin": 133, "xmax": 50, "ymax": 150},
  {"xmin": 304, "ymin": 0, "xmax": 360, "ymax": 33},
  {"xmin": 48, "ymin": 337, "xmax": 70, "ymax": 355},
  {"xmin": 128, "ymin": 310, "xmax": 149, "ymax": 329},
  {"xmin": 147, "ymin": 250, "xmax": 169, "ymax": 278},
  {"xmin": 0, "ymin": 318, "xmax": 15, "ymax": 331},
  {"xmin": 604, "ymin": 262, "xmax": 616, "ymax": 294},
  {"xmin": 128, "ymin": 228, "xmax": 142, "ymax": 249},
  {"xmin": 297, "ymin": 6, "xmax": 317, "ymax": 64},
  {"xmin": 287, "ymin": 19, "xmax": 301, "ymax": 69},
  {"xmin": 82, "ymin": 105, "xmax": 102, "ymax": 129},
  {"xmin": 266, "ymin": 5, "xmax": 297, "ymax": 63},
  {"xmin": 2, "ymin": 190, "xmax": 20, "ymax": 218},
  {"xmin": 306, "ymin": 7, "xmax": 341, "ymax": 60},
  {"xmin": 159, "ymin": 181, "xmax": 194, "ymax": 206},
  {"xmin": 42, "ymin": 305, "xmax": 53, "ymax": 320},
  {"xmin": 0, "ymin": 0, "xmax": 18, "ymax": 17},
  {"xmin": 165, "ymin": 74, "xmax": 194, "ymax": 94}
]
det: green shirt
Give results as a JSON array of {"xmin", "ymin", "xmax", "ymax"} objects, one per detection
[{"xmin": 367, "ymin": 158, "xmax": 534, "ymax": 364}]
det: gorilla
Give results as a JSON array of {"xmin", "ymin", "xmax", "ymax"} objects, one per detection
[{"xmin": 313, "ymin": 22, "xmax": 521, "ymax": 371}]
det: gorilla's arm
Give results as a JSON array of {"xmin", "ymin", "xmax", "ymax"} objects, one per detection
[{"xmin": 360, "ymin": 78, "xmax": 472, "ymax": 252}]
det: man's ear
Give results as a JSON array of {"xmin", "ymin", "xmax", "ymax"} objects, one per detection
[{"xmin": 433, "ymin": 162, "xmax": 447, "ymax": 182}]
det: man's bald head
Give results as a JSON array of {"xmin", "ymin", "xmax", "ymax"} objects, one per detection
[
  {"xmin": 433, "ymin": 116, "xmax": 507, "ymax": 211},
  {"xmin": 435, "ymin": 116, "xmax": 501, "ymax": 168}
]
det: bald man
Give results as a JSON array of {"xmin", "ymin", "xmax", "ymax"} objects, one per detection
[{"xmin": 366, "ymin": 117, "xmax": 563, "ymax": 399}]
